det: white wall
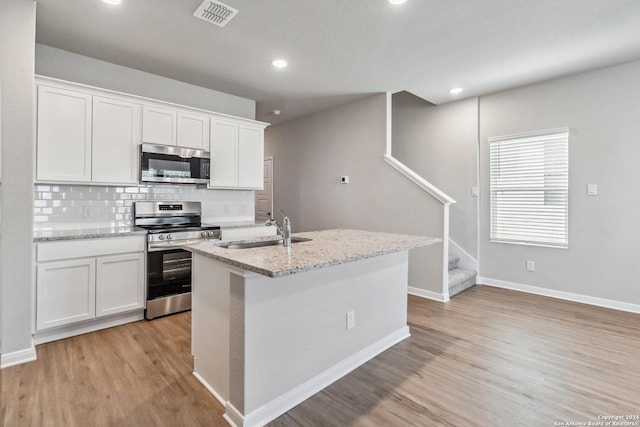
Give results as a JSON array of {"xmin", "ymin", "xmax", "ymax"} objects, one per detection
[
  {"xmin": 265, "ymin": 94, "xmax": 444, "ymax": 294},
  {"xmin": 0, "ymin": 0, "xmax": 36, "ymax": 360},
  {"xmin": 392, "ymin": 93, "xmax": 479, "ymax": 259},
  {"xmin": 35, "ymin": 44, "xmax": 256, "ymax": 120},
  {"xmin": 479, "ymin": 59, "xmax": 640, "ymax": 305}
]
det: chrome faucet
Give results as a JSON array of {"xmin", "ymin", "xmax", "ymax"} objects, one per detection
[{"xmin": 266, "ymin": 209, "xmax": 291, "ymax": 247}]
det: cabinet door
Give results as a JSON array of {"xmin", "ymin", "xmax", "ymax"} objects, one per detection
[
  {"xmin": 177, "ymin": 112, "xmax": 209, "ymax": 149},
  {"xmin": 36, "ymin": 258, "xmax": 96, "ymax": 330},
  {"xmin": 142, "ymin": 106, "xmax": 177, "ymax": 146},
  {"xmin": 237, "ymin": 125, "xmax": 264, "ymax": 189},
  {"xmin": 92, "ymin": 96, "xmax": 140, "ymax": 184},
  {"xmin": 96, "ymin": 253, "xmax": 145, "ymax": 317},
  {"xmin": 37, "ymin": 86, "xmax": 92, "ymax": 182},
  {"xmin": 210, "ymin": 119, "xmax": 239, "ymax": 188}
]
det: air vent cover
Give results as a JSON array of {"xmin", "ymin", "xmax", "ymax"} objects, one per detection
[{"xmin": 193, "ymin": 0, "xmax": 238, "ymax": 28}]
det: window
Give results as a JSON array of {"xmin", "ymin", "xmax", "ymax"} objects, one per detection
[{"xmin": 489, "ymin": 129, "xmax": 569, "ymax": 248}]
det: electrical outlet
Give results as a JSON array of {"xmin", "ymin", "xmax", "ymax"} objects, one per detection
[
  {"xmin": 526, "ymin": 260, "xmax": 535, "ymax": 272},
  {"xmin": 82, "ymin": 206, "xmax": 92, "ymax": 218},
  {"xmin": 346, "ymin": 310, "xmax": 355, "ymax": 330},
  {"xmin": 223, "ymin": 205, "xmax": 230, "ymax": 215}
]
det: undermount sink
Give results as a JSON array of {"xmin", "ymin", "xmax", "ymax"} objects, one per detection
[{"xmin": 219, "ymin": 237, "xmax": 312, "ymax": 249}]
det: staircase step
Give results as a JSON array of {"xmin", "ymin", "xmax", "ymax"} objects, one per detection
[
  {"xmin": 449, "ymin": 267, "xmax": 477, "ymax": 297},
  {"xmin": 448, "ymin": 253, "xmax": 460, "ymax": 271}
]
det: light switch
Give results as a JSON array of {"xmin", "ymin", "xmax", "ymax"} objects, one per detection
[
  {"xmin": 471, "ymin": 186, "xmax": 479, "ymax": 197},
  {"xmin": 341, "ymin": 176, "xmax": 349, "ymax": 184},
  {"xmin": 526, "ymin": 260, "xmax": 535, "ymax": 272},
  {"xmin": 587, "ymin": 184, "xmax": 598, "ymax": 196}
]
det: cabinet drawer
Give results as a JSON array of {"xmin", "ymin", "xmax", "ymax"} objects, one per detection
[{"xmin": 37, "ymin": 235, "xmax": 145, "ymax": 262}]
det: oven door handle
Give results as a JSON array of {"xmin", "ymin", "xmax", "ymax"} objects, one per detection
[{"xmin": 148, "ymin": 239, "xmax": 217, "ymax": 252}]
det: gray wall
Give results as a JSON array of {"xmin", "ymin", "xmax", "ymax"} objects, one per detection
[
  {"xmin": 35, "ymin": 44, "xmax": 256, "ymax": 120},
  {"xmin": 265, "ymin": 94, "xmax": 444, "ymax": 293},
  {"xmin": 0, "ymin": 0, "xmax": 36, "ymax": 357},
  {"xmin": 392, "ymin": 93, "xmax": 479, "ymax": 258},
  {"xmin": 479, "ymin": 59, "xmax": 640, "ymax": 304}
]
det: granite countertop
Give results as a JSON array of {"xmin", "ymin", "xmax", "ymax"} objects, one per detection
[
  {"xmin": 185, "ymin": 228, "xmax": 441, "ymax": 278},
  {"xmin": 33, "ymin": 226, "xmax": 148, "ymax": 242}
]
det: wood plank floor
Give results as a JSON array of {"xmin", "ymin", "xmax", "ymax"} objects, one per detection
[{"xmin": 2, "ymin": 286, "xmax": 639, "ymax": 426}]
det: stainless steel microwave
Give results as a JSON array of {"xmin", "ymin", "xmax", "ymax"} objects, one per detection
[{"xmin": 140, "ymin": 143, "xmax": 210, "ymax": 184}]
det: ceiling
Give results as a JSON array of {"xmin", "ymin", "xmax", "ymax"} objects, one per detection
[{"xmin": 35, "ymin": 0, "xmax": 640, "ymax": 125}]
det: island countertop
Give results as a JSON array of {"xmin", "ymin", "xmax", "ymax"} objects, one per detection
[{"xmin": 184, "ymin": 228, "xmax": 441, "ymax": 278}]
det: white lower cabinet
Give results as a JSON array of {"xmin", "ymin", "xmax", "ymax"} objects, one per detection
[
  {"xmin": 36, "ymin": 258, "xmax": 96, "ymax": 330},
  {"xmin": 96, "ymin": 253, "xmax": 145, "ymax": 317},
  {"xmin": 36, "ymin": 236, "xmax": 145, "ymax": 332}
]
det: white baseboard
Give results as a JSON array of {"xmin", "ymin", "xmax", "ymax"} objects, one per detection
[
  {"xmin": 479, "ymin": 277, "xmax": 640, "ymax": 314},
  {"xmin": 408, "ymin": 286, "xmax": 449, "ymax": 303},
  {"xmin": 33, "ymin": 310, "xmax": 144, "ymax": 345},
  {"xmin": 223, "ymin": 326, "xmax": 411, "ymax": 427},
  {"xmin": 193, "ymin": 369, "xmax": 226, "ymax": 407},
  {"xmin": 449, "ymin": 238, "xmax": 478, "ymax": 271},
  {"xmin": 1, "ymin": 344, "xmax": 37, "ymax": 369}
]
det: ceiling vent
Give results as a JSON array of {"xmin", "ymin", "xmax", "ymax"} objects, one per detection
[{"xmin": 193, "ymin": 0, "xmax": 238, "ymax": 28}]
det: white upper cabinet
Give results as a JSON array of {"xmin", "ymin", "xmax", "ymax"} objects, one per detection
[
  {"xmin": 92, "ymin": 96, "xmax": 140, "ymax": 184},
  {"xmin": 210, "ymin": 119, "xmax": 267, "ymax": 190},
  {"xmin": 210, "ymin": 118, "xmax": 239, "ymax": 187},
  {"xmin": 35, "ymin": 77, "xmax": 268, "ymax": 188},
  {"xmin": 238, "ymin": 125, "xmax": 264, "ymax": 189},
  {"xmin": 142, "ymin": 106, "xmax": 177, "ymax": 146},
  {"xmin": 142, "ymin": 106, "xmax": 210, "ymax": 150},
  {"xmin": 177, "ymin": 112, "xmax": 210, "ymax": 150},
  {"xmin": 37, "ymin": 85, "xmax": 92, "ymax": 182}
]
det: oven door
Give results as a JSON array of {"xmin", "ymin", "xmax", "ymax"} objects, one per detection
[{"xmin": 147, "ymin": 248, "xmax": 192, "ymax": 300}]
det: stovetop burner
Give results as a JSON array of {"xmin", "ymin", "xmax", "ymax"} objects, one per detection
[
  {"xmin": 134, "ymin": 201, "xmax": 221, "ymax": 242},
  {"xmin": 143, "ymin": 224, "xmax": 220, "ymax": 234}
]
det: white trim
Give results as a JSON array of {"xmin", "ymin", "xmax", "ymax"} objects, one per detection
[
  {"xmin": 385, "ymin": 92, "xmax": 392, "ymax": 155},
  {"xmin": 441, "ymin": 204, "xmax": 451, "ymax": 299},
  {"xmin": 225, "ymin": 326, "xmax": 411, "ymax": 427},
  {"xmin": 408, "ymin": 286, "xmax": 449, "ymax": 303},
  {"xmin": 449, "ymin": 238, "xmax": 478, "ymax": 271},
  {"xmin": 193, "ymin": 369, "xmax": 227, "ymax": 407},
  {"xmin": 478, "ymin": 277, "xmax": 640, "ymax": 314},
  {"xmin": 487, "ymin": 127, "xmax": 570, "ymax": 143},
  {"xmin": 223, "ymin": 403, "xmax": 243, "ymax": 427},
  {"xmin": 383, "ymin": 154, "xmax": 456, "ymax": 205},
  {"xmin": 35, "ymin": 75, "xmax": 269, "ymax": 128},
  {"xmin": 33, "ymin": 310, "xmax": 144, "ymax": 345},
  {"xmin": 1, "ymin": 344, "xmax": 37, "ymax": 369}
]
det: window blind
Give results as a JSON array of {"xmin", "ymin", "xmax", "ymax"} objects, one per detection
[{"xmin": 489, "ymin": 130, "xmax": 569, "ymax": 248}]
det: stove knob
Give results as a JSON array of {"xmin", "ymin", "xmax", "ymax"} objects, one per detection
[
  {"xmin": 167, "ymin": 234, "xmax": 173, "ymax": 240},
  {"xmin": 158, "ymin": 235, "xmax": 165, "ymax": 240},
  {"xmin": 201, "ymin": 231, "xmax": 208, "ymax": 238},
  {"xmin": 208, "ymin": 231, "xmax": 216, "ymax": 238}
]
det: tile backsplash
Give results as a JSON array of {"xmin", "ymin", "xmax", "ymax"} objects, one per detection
[{"xmin": 34, "ymin": 184, "xmax": 255, "ymax": 230}]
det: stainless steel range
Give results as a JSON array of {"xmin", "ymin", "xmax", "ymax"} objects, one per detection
[{"xmin": 134, "ymin": 201, "xmax": 220, "ymax": 319}]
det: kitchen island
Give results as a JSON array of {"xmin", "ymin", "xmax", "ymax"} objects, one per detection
[{"xmin": 185, "ymin": 229, "xmax": 440, "ymax": 427}]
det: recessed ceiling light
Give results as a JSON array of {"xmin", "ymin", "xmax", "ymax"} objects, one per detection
[
  {"xmin": 102, "ymin": 0, "xmax": 124, "ymax": 5},
  {"xmin": 388, "ymin": 0, "xmax": 407, "ymax": 5},
  {"xmin": 449, "ymin": 87, "xmax": 463, "ymax": 94},
  {"xmin": 272, "ymin": 59, "xmax": 288, "ymax": 69}
]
